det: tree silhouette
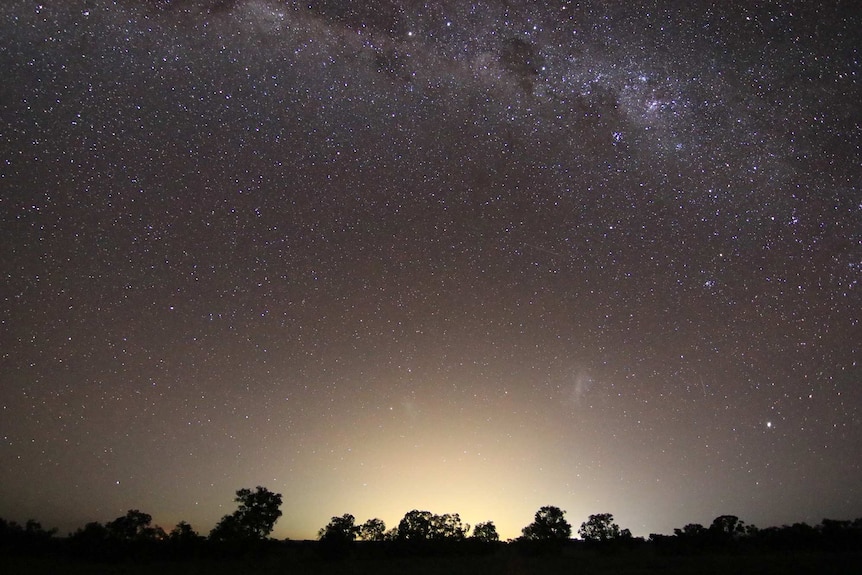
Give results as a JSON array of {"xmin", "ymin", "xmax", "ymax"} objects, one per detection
[
  {"xmin": 397, "ymin": 510, "xmax": 469, "ymax": 541},
  {"xmin": 11, "ymin": 508, "xmax": 862, "ymax": 565},
  {"xmin": 318, "ymin": 514, "xmax": 359, "ymax": 543},
  {"xmin": 673, "ymin": 523, "xmax": 708, "ymax": 538},
  {"xmin": 209, "ymin": 513, "xmax": 243, "ymax": 542},
  {"xmin": 68, "ymin": 522, "xmax": 111, "ymax": 560},
  {"xmin": 318, "ymin": 513, "xmax": 359, "ymax": 559},
  {"xmin": 709, "ymin": 515, "xmax": 746, "ymax": 538},
  {"xmin": 521, "ymin": 506, "xmax": 572, "ymax": 540},
  {"xmin": 579, "ymin": 513, "xmax": 622, "ymax": 542},
  {"xmin": 24, "ymin": 519, "xmax": 57, "ymax": 539},
  {"xmin": 210, "ymin": 486, "xmax": 282, "ymax": 541},
  {"xmin": 169, "ymin": 521, "xmax": 201, "ymax": 543},
  {"xmin": 106, "ymin": 509, "xmax": 164, "ymax": 541},
  {"xmin": 383, "ymin": 527, "xmax": 399, "ymax": 541},
  {"xmin": 472, "ymin": 521, "xmax": 499, "ymax": 542},
  {"xmin": 819, "ymin": 518, "xmax": 862, "ymax": 551},
  {"xmin": 165, "ymin": 521, "xmax": 203, "ymax": 558},
  {"xmin": 431, "ymin": 513, "xmax": 469, "ymax": 541},
  {"xmin": 358, "ymin": 518, "xmax": 386, "ymax": 541},
  {"xmin": 0, "ymin": 518, "xmax": 57, "ymax": 555},
  {"xmin": 397, "ymin": 510, "xmax": 435, "ymax": 541}
]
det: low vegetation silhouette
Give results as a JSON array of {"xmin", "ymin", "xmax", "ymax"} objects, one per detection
[{"xmin": 2, "ymin": 487, "xmax": 862, "ymax": 574}]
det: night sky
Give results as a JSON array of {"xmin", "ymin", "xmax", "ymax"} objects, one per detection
[{"xmin": 1, "ymin": 0, "xmax": 860, "ymax": 541}]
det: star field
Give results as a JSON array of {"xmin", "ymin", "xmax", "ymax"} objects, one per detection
[{"xmin": 1, "ymin": 0, "xmax": 860, "ymax": 540}]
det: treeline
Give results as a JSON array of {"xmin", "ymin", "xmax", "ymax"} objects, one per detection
[
  {"xmin": 2, "ymin": 486, "xmax": 862, "ymax": 563},
  {"xmin": 650, "ymin": 515, "xmax": 862, "ymax": 554}
]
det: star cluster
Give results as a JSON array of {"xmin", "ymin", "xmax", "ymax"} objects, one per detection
[{"xmin": 1, "ymin": 0, "xmax": 860, "ymax": 540}]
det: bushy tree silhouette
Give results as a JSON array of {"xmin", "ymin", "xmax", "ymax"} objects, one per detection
[
  {"xmin": 68, "ymin": 521, "xmax": 120, "ymax": 561},
  {"xmin": 397, "ymin": 510, "xmax": 435, "ymax": 541},
  {"xmin": 521, "ymin": 506, "xmax": 571, "ymax": 540},
  {"xmin": 579, "ymin": 513, "xmax": 622, "ymax": 542},
  {"xmin": 673, "ymin": 523, "xmax": 708, "ymax": 538},
  {"xmin": 210, "ymin": 486, "xmax": 282, "ymax": 541},
  {"xmin": 472, "ymin": 521, "xmax": 499, "ymax": 542},
  {"xmin": 106, "ymin": 509, "xmax": 164, "ymax": 541},
  {"xmin": 317, "ymin": 513, "xmax": 359, "ymax": 559},
  {"xmin": 709, "ymin": 514, "xmax": 748, "ymax": 541},
  {"xmin": 431, "ymin": 513, "xmax": 469, "ymax": 541},
  {"xmin": 169, "ymin": 521, "xmax": 202, "ymax": 544},
  {"xmin": 358, "ymin": 518, "xmax": 386, "ymax": 541},
  {"xmin": 164, "ymin": 521, "xmax": 203, "ymax": 558},
  {"xmin": 209, "ymin": 513, "xmax": 243, "ymax": 542},
  {"xmin": 319, "ymin": 514, "xmax": 358, "ymax": 543},
  {"xmin": 396, "ymin": 510, "xmax": 469, "ymax": 541},
  {"xmin": 0, "ymin": 518, "xmax": 57, "ymax": 555}
]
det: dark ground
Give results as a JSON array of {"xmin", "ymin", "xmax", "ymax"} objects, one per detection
[{"xmin": 5, "ymin": 547, "xmax": 862, "ymax": 575}]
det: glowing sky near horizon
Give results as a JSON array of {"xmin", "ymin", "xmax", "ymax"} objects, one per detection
[{"xmin": 1, "ymin": 0, "xmax": 860, "ymax": 541}]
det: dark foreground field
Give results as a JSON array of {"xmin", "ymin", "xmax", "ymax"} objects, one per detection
[{"xmin": 5, "ymin": 547, "xmax": 862, "ymax": 575}]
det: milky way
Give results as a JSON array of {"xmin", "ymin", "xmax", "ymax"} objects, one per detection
[{"xmin": 1, "ymin": 0, "xmax": 860, "ymax": 540}]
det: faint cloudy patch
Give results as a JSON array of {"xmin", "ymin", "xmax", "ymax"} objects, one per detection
[
  {"xmin": 400, "ymin": 397, "xmax": 420, "ymax": 420},
  {"xmin": 564, "ymin": 370, "xmax": 594, "ymax": 406}
]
